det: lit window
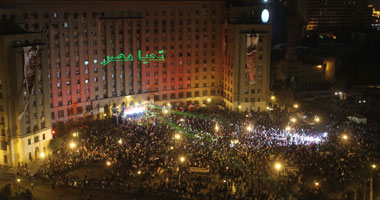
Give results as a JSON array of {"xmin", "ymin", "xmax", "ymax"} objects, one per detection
[
  {"xmin": 93, "ymin": 59, "xmax": 98, "ymax": 64},
  {"xmin": 64, "ymin": 22, "xmax": 68, "ymax": 27},
  {"xmin": 84, "ymin": 61, "xmax": 89, "ymax": 65},
  {"xmin": 85, "ymin": 79, "xmax": 89, "ymax": 83}
]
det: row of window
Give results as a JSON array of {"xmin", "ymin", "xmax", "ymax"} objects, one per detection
[{"xmin": 27, "ymin": 134, "xmax": 46, "ymax": 145}]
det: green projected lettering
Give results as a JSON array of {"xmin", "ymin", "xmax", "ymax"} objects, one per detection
[{"xmin": 101, "ymin": 50, "xmax": 164, "ymax": 66}]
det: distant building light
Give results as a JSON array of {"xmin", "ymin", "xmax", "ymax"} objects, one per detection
[
  {"xmin": 94, "ymin": 59, "xmax": 98, "ymax": 64},
  {"xmin": 84, "ymin": 61, "xmax": 89, "ymax": 65}
]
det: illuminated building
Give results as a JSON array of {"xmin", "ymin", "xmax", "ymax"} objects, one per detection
[
  {"xmin": 0, "ymin": 0, "xmax": 272, "ymax": 122},
  {"xmin": 305, "ymin": 0, "xmax": 371, "ymax": 33},
  {"xmin": 0, "ymin": 21, "xmax": 52, "ymax": 166},
  {"xmin": 369, "ymin": 4, "xmax": 380, "ymax": 30}
]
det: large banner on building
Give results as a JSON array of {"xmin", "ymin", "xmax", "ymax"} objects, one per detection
[
  {"xmin": 246, "ymin": 34, "xmax": 258, "ymax": 85},
  {"xmin": 18, "ymin": 46, "xmax": 39, "ymax": 120},
  {"xmin": 23, "ymin": 46, "xmax": 39, "ymax": 92}
]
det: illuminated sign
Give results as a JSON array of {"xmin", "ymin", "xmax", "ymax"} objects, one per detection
[
  {"xmin": 123, "ymin": 106, "xmax": 145, "ymax": 116},
  {"xmin": 101, "ymin": 50, "xmax": 164, "ymax": 65}
]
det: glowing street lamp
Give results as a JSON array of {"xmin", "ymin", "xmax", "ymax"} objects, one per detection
[
  {"xmin": 372, "ymin": 164, "xmax": 377, "ymax": 169},
  {"xmin": 342, "ymin": 134, "xmax": 348, "ymax": 141},
  {"xmin": 179, "ymin": 156, "xmax": 186, "ymax": 163},
  {"xmin": 170, "ymin": 146, "xmax": 174, "ymax": 150},
  {"xmin": 270, "ymin": 96, "xmax": 276, "ymax": 101},
  {"xmin": 314, "ymin": 181, "xmax": 320, "ymax": 187},
  {"xmin": 238, "ymin": 105, "xmax": 242, "ymax": 109},
  {"xmin": 246, "ymin": 126, "xmax": 252, "ymax": 132},
  {"xmin": 106, "ymin": 161, "xmax": 111, "ymax": 166},
  {"xmin": 40, "ymin": 152, "xmax": 46, "ymax": 159},
  {"xmin": 317, "ymin": 65, "xmax": 322, "ymax": 69},
  {"xmin": 17, "ymin": 178, "xmax": 21, "ymax": 183},
  {"xmin": 215, "ymin": 124, "xmax": 219, "ymax": 132},
  {"xmin": 72, "ymin": 132, "xmax": 78, "ymax": 137},
  {"xmin": 137, "ymin": 170, "xmax": 142, "ymax": 175},
  {"xmin": 290, "ymin": 117, "xmax": 297, "ymax": 123},
  {"xmin": 174, "ymin": 133, "xmax": 181, "ymax": 140},
  {"xmin": 163, "ymin": 109, "xmax": 169, "ymax": 114},
  {"xmin": 69, "ymin": 142, "xmax": 76, "ymax": 149},
  {"xmin": 207, "ymin": 98, "xmax": 211, "ymax": 103},
  {"xmin": 293, "ymin": 104, "xmax": 299, "ymax": 109},
  {"xmin": 314, "ymin": 116, "xmax": 320, "ymax": 123},
  {"xmin": 285, "ymin": 126, "xmax": 291, "ymax": 132},
  {"xmin": 274, "ymin": 162, "xmax": 282, "ymax": 171},
  {"xmin": 118, "ymin": 139, "xmax": 122, "ymax": 144}
]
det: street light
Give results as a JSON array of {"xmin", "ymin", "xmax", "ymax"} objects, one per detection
[
  {"xmin": 314, "ymin": 181, "xmax": 319, "ymax": 187},
  {"xmin": 215, "ymin": 124, "xmax": 219, "ymax": 132},
  {"xmin": 290, "ymin": 117, "xmax": 297, "ymax": 123},
  {"xmin": 17, "ymin": 178, "xmax": 21, "ymax": 183},
  {"xmin": 238, "ymin": 105, "xmax": 242, "ymax": 109},
  {"xmin": 174, "ymin": 133, "xmax": 181, "ymax": 140},
  {"xmin": 314, "ymin": 116, "xmax": 320, "ymax": 123},
  {"xmin": 271, "ymin": 96, "xmax": 276, "ymax": 101},
  {"xmin": 118, "ymin": 139, "xmax": 122, "ymax": 144},
  {"xmin": 72, "ymin": 132, "xmax": 77, "ymax": 137},
  {"xmin": 40, "ymin": 152, "xmax": 45, "ymax": 159},
  {"xmin": 246, "ymin": 126, "xmax": 252, "ymax": 131},
  {"xmin": 370, "ymin": 164, "xmax": 377, "ymax": 200},
  {"xmin": 342, "ymin": 134, "xmax": 348, "ymax": 141},
  {"xmin": 207, "ymin": 98, "xmax": 211, "ymax": 103},
  {"xmin": 179, "ymin": 156, "xmax": 186, "ymax": 163},
  {"xmin": 275, "ymin": 163, "xmax": 282, "ymax": 170},
  {"xmin": 69, "ymin": 142, "xmax": 76, "ymax": 149},
  {"xmin": 285, "ymin": 126, "xmax": 291, "ymax": 132},
  {"xmin": 293, "ymin": 104, "xmax": 299, "ymax": 109},
  {"xmin": 137, "ymin": 170, "xmax": 142, "ymax": 175},
  {"xmin": 106, "ymin": 161, "xmax": 111, "ymax": 166},
  {"xmin": 317, "ymin": 65, "xmax": 322, "ymax": 69}
]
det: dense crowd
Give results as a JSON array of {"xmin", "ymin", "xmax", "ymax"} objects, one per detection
[{"xmin": 17, "ymin": 100, "xmax": 380, "ymax": 200}]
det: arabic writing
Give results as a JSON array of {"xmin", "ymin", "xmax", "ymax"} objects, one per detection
[{"xmin": 100, "ymin": 50, "xmax": 165, "ymax": 65}]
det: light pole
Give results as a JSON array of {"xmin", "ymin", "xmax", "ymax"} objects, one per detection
[
  {"xmin": 178, "ymin": 156, "xmax": 186, "ymax": 200},
  {"xmin": 370, "ymin": 164, "xmax": 377, "ymax": 200}
]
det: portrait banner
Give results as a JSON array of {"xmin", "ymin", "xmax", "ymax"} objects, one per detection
[
  {"xmin": 18, "ymin": 46, "xmax": 39, "ymax": 120},
  {"xmin": 246, "ymin": 34, "xmax": 258, "ymax": 85}
]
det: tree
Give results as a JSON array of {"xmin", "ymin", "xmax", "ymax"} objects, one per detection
[
  {"xmin": 48, "ymin": 137, "xmax": 64, "ymax": 153},
  {"xmin": 274, "ymin": 88, "xmax": 294, "ymax": 108}
]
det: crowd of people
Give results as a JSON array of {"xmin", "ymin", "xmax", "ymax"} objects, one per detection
[{"xmin": 16, "ymin": 99, "xmax": 380, "ymax": 200}]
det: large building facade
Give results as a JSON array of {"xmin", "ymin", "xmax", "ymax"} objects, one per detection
[
  {"xmin": 0, "ymin": 22, "xmax": 52, "ymax": 166},
  {"xmin": 305, "ymin": 0, "xmax": 371, "ymax": 33},
  {"xmin": 0, "ymin": 0, "xmax": 271, "ymax": 123}
]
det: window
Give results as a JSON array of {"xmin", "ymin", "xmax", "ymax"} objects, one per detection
[
  {"xmin": 34, "ymin": 136, "xmax": 39, "ymax": 143},
  {"xmin": 43, "ymin": 134, "xmax": 45, "ymax": 140},
  {"xmin": 84, "ymin": 61, "xmax": 89, "ymax": 65},
  {"xmin": 28, "ymin": 139, "xmax": 31, "ymax": 145}
]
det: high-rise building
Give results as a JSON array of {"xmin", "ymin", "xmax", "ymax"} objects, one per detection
[
  {"xmin": 222, "ymin": 3, "xmax": 272, "ymax": 112},
  {"xmin": 305, "ymin": 0, "xmax": 371, "ymax": 33},
  {"xmin": 0, "ymin": 20, "xmax": 52, "ymax": 166},
  {"xmin": 0, "ymin": 0, "xmax": 272, "ymax": 123}
]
